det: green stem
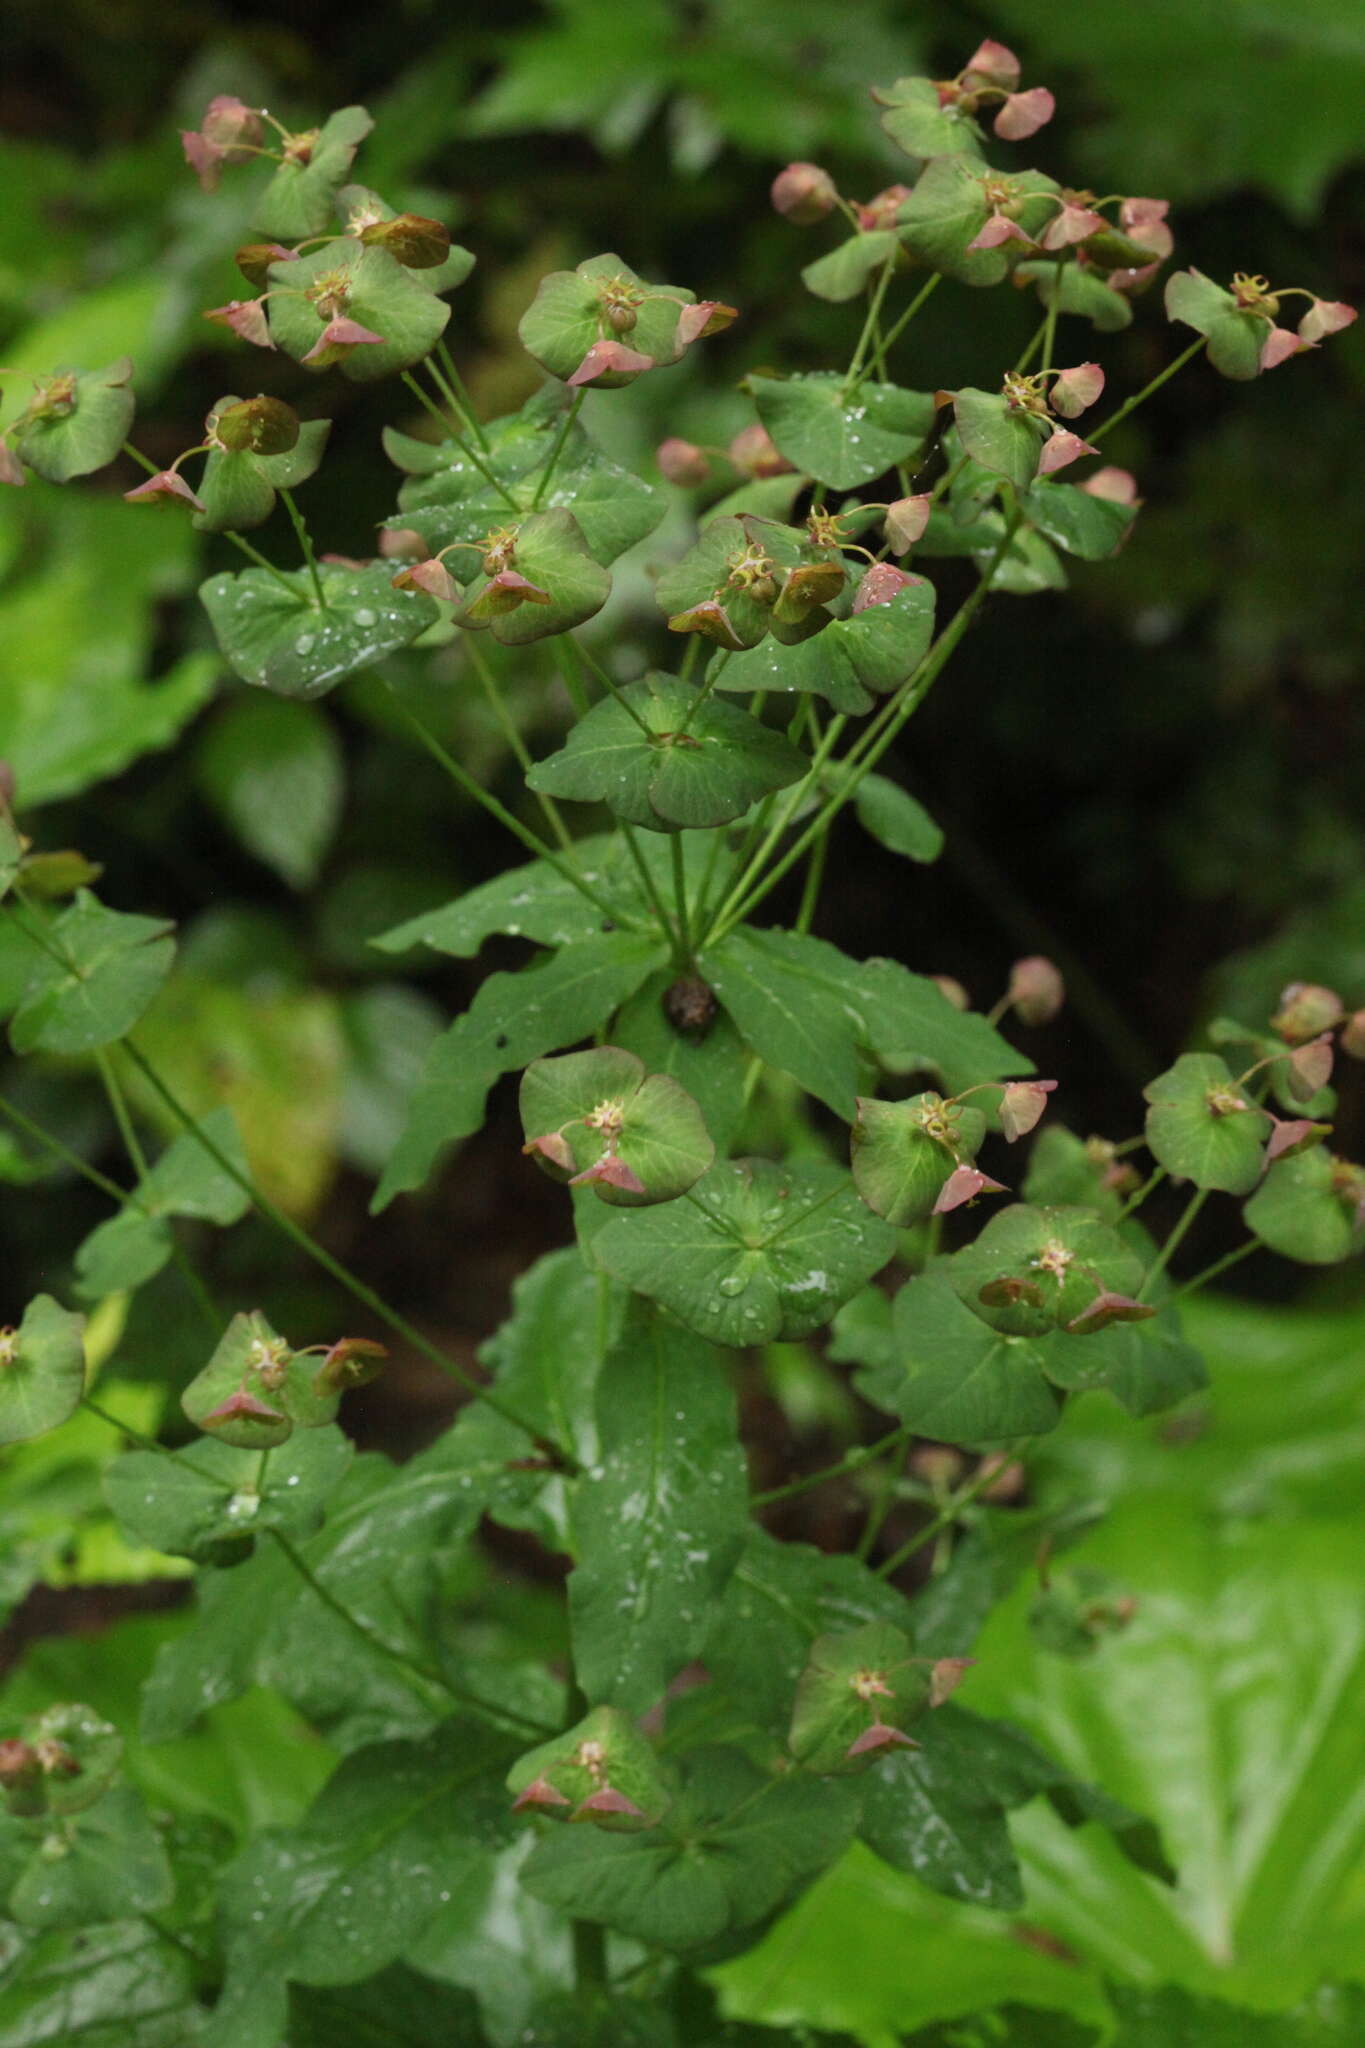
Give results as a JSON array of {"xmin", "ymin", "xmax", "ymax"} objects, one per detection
[
  {"xmin": 121, "ymin": 441, "xmax": 160, "ymax": 478},
  {"xmin": 670, "ymin": 832, "xmax": 691, "ymax": 964},
  {"xmin": 1091, "ymin": 336, "xmax": 1205, "ymax": 444},
  {"xmin": 223, "ymin": 529, "xmax": 307, "ymax": 599},
  {"xmin": 702, "ymin": 714, "xmax": 847, "ymax": 945},
  {"xmin": 0, "ymin": 1091, "xmax": 130, "ymax": 1207},
  {"xmin": 866, "ymin": 272, "xmax": 942, "ymax": 379},
  {"xmin": 384, "ymin": 681, "xmax": 632, "ymax": 929},
  {"xmin": 620, "ymin": 824, "xmax": 680, "ymax": 956},
  {"xmin": 1114, "ymin": 1166, "xmax": 1166, "ymax": 1224},
  {"xmin": 402, "ymin": 370, "xmax": 519, "ymax": 509},
  {"xmin": 462, "ymin": 637, "xmax": 575, "ymax": 853},
  {"xmin": 531, "ymin": 392, "xmax": 585, "ymax": 510},
  {"xmin": 268, "ymin": 1530, "xmax": 553, "ymax": 1736},
  {"xmin": 710, "ymin": 517, "xmax": 1019, "ymax": 940},
  {"xmin": 845, "ymin": 255, "xmax": 898, "ymax": 393},
  {"xmin": 280, "ymin": 488, "xmax": 327, "ymax": 609},
  {"xmin": 436, "ymin": 339, "xmax": 490, "ymax": 449},
  {"xmin": 568, "ymin": 637, "xmax": 653, "ymax": 737},
  {"xmin": 120, "ymin": 1038, "xmax": 574, "ymax": 1461},
  {"xmin": 1140, "ymin": 1184, "xmax": 1211, "ymax": 1299},
  {"xmin": 1011, "ymin": 314, "xmax": 1051, "ymax": 376},
  {"xmin": 79, "ymin": 1394, "xmax": 168, "ymax": 1457},
  {"xmin": 794, "ymin": 831, "xmax": 828, "ymax": 937},
  {"xmin": 855, "ymin": 1433, "xmax": 909, "ymax": 1563},
  {"xmin": 876, "ymin": 1445, "xmax": 1025, "ymax": 1579},
  {"xmin": 1040, "ymin": 256, "xmax": 1064, "ymax": 385},
  {"xmin": 95, "ymin": 1047, "xmax": 149, "ymax": 1180},
  {"xmin": 750, "ymin": 1424, "xmax": 911, "ymax": 1510},
  {"xmin": 1164, "ymin": 1237, "xmax": 1260, "ymax": 1307}
]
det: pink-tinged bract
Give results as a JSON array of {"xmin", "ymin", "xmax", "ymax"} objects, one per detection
[
  {"xmin": 1050, "ymin": 362, "xmax": 1105, "ymax": 418},
  {"xmin": 1263, "ymin": 1117, "xmax": 1331, "ymax": 1168},
  {"xmin": 967, "ymin": 214, "xmax": 1035, "ymax": 252},
  {"xmin": 0, "ymin": 443, "xmax": 25, "ymax": 489},
  {"xmin": 1038, "ymin": 428, "xmax": 1098, "ymax": 475},
  {"xmin": 962, "ymin": 39, "xmax": 1021, "ymax": 90},
  {"xmin": 393, "ymin": 558, "xmax": 460, "ymax": 603},
  {"xmin": 302, "ymin": 317, "xmax": 385, "ymax": 366},
  {"xmin": 933, "ymin": 1165, "xmax": 1008, "ymax": 1214},
  {"xmin": 566, "ymin": 340, "xmax": 655, "ymax": 387},
  {"xmin": 845, "ymin": 1723, "xmax": 920, "ymax": 1760},
  {"xmin": 569, "ymin": 1155, "xmax": 648, "ymax": 1195},
  {"xmin": 1081, "ymin": 466, "xmax": 1140, "ymax": 506},
  {"xmin": 1067, "ymin": 1291, "xmax": 1156, "ymax": 1333},
  {"xmin": 728, "ymin": 424, "xmax": 792, "ymax": 477},
  {"xmin": 675, "ymin": 300, "xmax": 737, "ymax": 347},
  {"xmin": 929, "ymin": 1657, "xmax": 975, "ymax": 1708},
  {"xmin": 1041, "ymin": 198, "xmax": 1108, "ymax": 251},
  {"xmin": 853, "ymin": 563, "xmax": 917, "ymax": 612},
  {"xmin": 201, "ymin": 1388, "xmax": 287, "ymax": 1427},
  {"xmin": 1298, "ymin": 298, "xmax": 1357, "ymax": 343},
  {"xmin": 123, "ymin": 469, "xmax": 206, "ymax": 513},
  {"xmin": 1341, "ymin": 1010, "xmax": 1365, "ymax": 1060},
  {"xmin": 1119, "ymin": 196, "xmax": 1174, "ymax": 261},
  {"xmin": 204, "ymin": 298, "xmax": 274, "ymax": 349},
  {"xmin": 999, "ymin": 1078, "xmax": 1057, "ymax": 1142},
  {"xmin": 1286, "ymin": 1034, "xmax": 1334, "ymax": 1104},
  {"xmin": 512, "ymin": 1776, "xmax": 570, "ymax": 1814},
  {"xmin": 1261, "ymin": 326, "xmax": 1307, "ymax": 370},
  {"xmin": 994, "ymin": 86, "xmax": 1054, "ymax": 141},
  {"xmin": 884, "ymin": 494, "xmax": 932, "ymax": 552}
]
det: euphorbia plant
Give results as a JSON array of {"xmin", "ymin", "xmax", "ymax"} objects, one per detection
[{"xmin": 0, "ymin": 36, "xmax": 1359, "ymax": 2044}]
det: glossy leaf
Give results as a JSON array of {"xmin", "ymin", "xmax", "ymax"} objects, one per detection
[
  {"xmin": 876, "ymin": 76, "xmax": 987, "ymax": 164},
  {"xmin": 864, "ymin": 1271, "xmax": 1064, "ymax": 1442},
  {"xmin": 568, "ymin": 1301, "xmax": 747, "ymax": 1712},
  {"xmin": 200, "ymin": 563, "xmax": 439, "ymax": 701},
  {"xmin": 6, "ymin": 1785, "xmax": 172, "ymax": 1931},
  {"xmin": 1023, "ymin": 478, "xmax": 1136, "ymax": 560},
  {"xmin": 287, "ymin": 1966, "xmax": 489, "ymax": 2047},
  {"xmin": 104, "ymin": 1425, "xmax": 353, "ymax": 1563},
  {"xmin": 0, "ymin": 1294, "xmax": 86, "ymax": 1447},
  {"xmin": 74, "ymin": 1106, "xmax": 251, "ymax": 1301},
  {"xmin": 374, "ymin": 930, "xmax": 665, "ymax": 1206},
  {"xmin": 1143, "ymin": 1052, "xmax": 1268, "ymax": 1193},
  {"xmin": 715, "ymin": 567, "xmax": 936, "ymax": 713},
  {"xmin": 0, "ymin": 1919, "xmax": 202, "ymax": 2048},
  {"xmin": 388, "ymin": 387, "xmax": 662, "ymax": 566},
  {"xmin": 595, "ymin": 1157, "xmax": 896, "ymax": 1347},
  {"xmin": 194, "ymin": 416, "xmax": 331, "ymax": 534},
  {"xmin": 523, "ymin": 1746, "xmax": 858, "ymax": 1950},
  {"xmin": 9, "ymin": 891, "xmax": 174, "ymax": 1055},
  {"xmin": 528, "ymin": 673, "xmax": 805, "ymax": 831},
  {"xmin": 700, "ymin": 928, "xmax": 1025, "ymax": 1119},
  {"xmin": 802, "ymin": 229, "xmax": 899, "ymax": 303},
  {"xmin": 947, "ymin": 1204, "xmax": 1146, "ymax": 1336},
  {"xmin": 953, "ymin": 388, "xmax": 1046, "ymax": 493},
  {"xmin": 751, "ymin": 373, "xmax": 935, "ymax": 490},
  {"xmin": 206, "ymin": 1719, "xmax": 515, "ymax": 2048}
]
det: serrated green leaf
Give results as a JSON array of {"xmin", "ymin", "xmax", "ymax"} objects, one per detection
[
  {"xmin": 373, "ymin": 930, "xmax": 665, "ymax": 1206},
  {"xmin": 751, "ymin": 373, "xmax": 935, "ymax": 490},
  {"xmin": 199, "ymin": 563, "xmax": 438, "ymax": 701},
  {"xmin": 700, "ymin": 929, "xmax": 1025, "ymax": 1120},
  {"xmin": 568, "ymin": 1301, "xmax": 747, "ymax": 1711},
  {"xmin": 205, "ymin": 1719, "xmax": 515, "ymax": 2048},
  {"xmin": 197, "ymin": 695, "xmax": 344, "ymax": 888},
  {"xmin": 1143, "ymin": 1052, "xmax": 1268, "ymax": 1193},
  {"xmin": 7, "ymin": 1785, "xmax": 172, "ymax": 1930},
  {"xmin": 528, "ymin": 673, "xmax": 805, "ymax": 831},
  {"xmin": 9, "ymin": 891, "xmax": 174, "ymax": 1055},
  {"xmin": 104, "ymin": 1426, "xmax": 353, "ymax": 1563},
  {"xmin": 595, "ymin": 1157, "xmax": 896, "ymax": 1347},
  {"xmin": 0, "ymin": 1919, "xmax": 203, "ymax": 2047}
]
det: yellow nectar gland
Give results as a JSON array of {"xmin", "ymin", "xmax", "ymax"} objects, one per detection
[
  {"xmin": 1033, "ymin": 1238, "xmax": 1075, "ymax": 1281},
  {"xmin": 850, "ymin": 1668, "xmax": 893, "ymax": 1701}
]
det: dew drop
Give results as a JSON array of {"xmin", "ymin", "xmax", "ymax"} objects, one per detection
[
  {"xmin": 354, "ymin": 607, "xmax": 378, "ymax": 627},
  {"xmin": 718, "ymin": 1273, "xmax": 748, "ymax": 1297},
  {"xmin": 294, "ymin": 633, "xmax": 316, "ymax": 655}
]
